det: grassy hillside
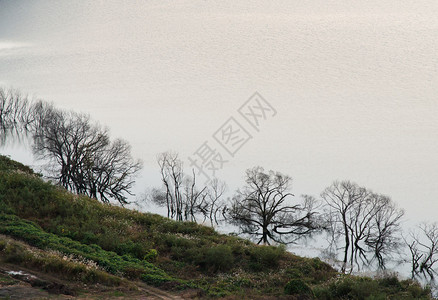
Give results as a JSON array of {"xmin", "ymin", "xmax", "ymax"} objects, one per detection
[{"xmin": 0, "ymin": 154, "xmax": 432, "ymax": 299}]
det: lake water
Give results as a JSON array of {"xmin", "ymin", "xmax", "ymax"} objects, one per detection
[{"xmin": 1, "ymin": 1, "xmax": 438, "ymax": 271}]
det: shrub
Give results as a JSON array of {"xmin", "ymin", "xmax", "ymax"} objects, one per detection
[
  {"xmin": 144, "ymin": 249, "xmax": 158, "ymax": 262},
  {"xmin": 204, "ymin": 245, "xmax": 234, "ymax": 272},
  {"xmin": 378, "ymin": 275, "xmax": 402, "ymax": 289},
  {"xmin": 285, "ymin": 268, "xmax": 303, "ymax": 279},
  {"xmin": 0, "ymin": 155, "xmax": 34, "ymax": 174},
  {"xmin": 402, "ymin": 280, "xmax": 431, "ymax": 298},
  {"xmin": 284, "ymin": 279, "xmax": 313, "ymax": 296},
  {"xmin": 314, "ymin": 276, "xmax": 427, "ymax": 300},
  {"xmin": 248, "ymin": 245, "xmax": 285, "ymax": 271}
]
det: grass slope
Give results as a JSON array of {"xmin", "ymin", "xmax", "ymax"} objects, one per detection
[{"xmin": 0, "ymin": 154, "xmax": 432, "ymax": 299}]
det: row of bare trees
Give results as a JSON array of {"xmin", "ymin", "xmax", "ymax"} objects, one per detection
[
  {"xmin": 151, "ymin": 152, "xmax": 227, "ymax": 225},
  {"xmin": 0, "ymin": 88, "xmax": 142, "ymax": 205},
  {"xmin": 150, "ymin": 154, "xmax": 438, "ymax": 283},
  {"xmin": 321, "ymin": 181, "xmax": 438, "ymax": 283},
  {"xmin": 151, "ymin": 154, "xmax": 320, "ymax": 244}
]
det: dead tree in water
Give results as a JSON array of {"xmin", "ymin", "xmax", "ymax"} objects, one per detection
[
  {"xmin": 322, "ymin": 180, "xmax": 404, "ymax": 273},
  {"xmin": 229, "ymin": 167, "xmax": 320, "ymax": 245},
  {"xmin": 152, "ymin": 152, "xmax": 227, "ymax": 224},
  {"xmin": 0, "ymin": 88, "xmax": 34, "ymax": 144},
  {"xmin": 405, "ymin": 223, "xmax": 438, "ymax": 281}
]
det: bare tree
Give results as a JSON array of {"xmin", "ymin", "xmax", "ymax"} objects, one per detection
[
  {"xmin": 321, "ymin": 180, "xmax": 404, "ymax": 272},
  {"xmin": 229, "ymin": 167, "xmax": 320, "ymax": 245},
  {"xmin": 405, "ymin": 223, "xmax": 438, "ymax": 281},
  {"xmin": 183, "ymin": 170, "xmax": 207, "ymax": 222},
  {"xmin": 365, "ymin": 197, "xmax": 404, "ymax": 269},
  {"xmin": 0, "ymin": 89, "xmax": 32, "ymax": 127},
  {"xmin": 153, "ymin": 152, "xmax": 209, "ymax": 221},
  {"xmin": 33, "ymin": 110, "xmax": 107, "ymax": 190},
  {"xmin": 321, "ymin": 181, "xmax": 367, "ymax": 272},
  {"xmin": 0, "ymin": 88, "xmax": 34, "ymax": 144},
  {"xmin": 87, "ymin": 139, "xmax": 142, "ymax": 204},
  {"xmin": 204, "ymin": 178, "xmax": 227, "ymax": 227},
  {"xmin": 156, "ymin": 152, "xmax": 184, "ymax": 220},
  {"xmin": 406, "ymin": 235, "xmax": 424, "ymax": 280},
  {"xmin": 33, "ymin": 108, "xmax": 141, "ymax": 205}
]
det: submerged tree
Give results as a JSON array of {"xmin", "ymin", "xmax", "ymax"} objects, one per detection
[
  {"xmin": 154, "ymin": 152, "xmax": 185, "ymax": 220},
  {"xmin": 154, "ymin": 152, "xmax": 206, "ymax": 221},
  {"xmin": 0, "ymin": 88, "xmax": 34, "ymax": 145},
  {"xmin": 203, "ymin": 178, "xmax": 227, "ymax": 227},
  {"xmin": 365, "ymin": 196, "xmax": 404, "ymax": 269},
  {"xmin": 405, "ymin": 223, "xmax": 438, "ymax": 281},
  {"xmin": 229, "ymin": 167, "xmax": 320, "ymax": 245},
  {"xmin": 152, "ymin": 152, "xmax": 227, "ymax": 223},
  {"xmin": 182, "ymin": 169, "xmax": 208, "ymax": 222},
  {"xmin": 321, "ymin": 180, "xmax": 404, "ymax": 273}
]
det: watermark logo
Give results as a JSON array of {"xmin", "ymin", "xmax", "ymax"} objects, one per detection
[
  {"xmin": 187, "ymin": 141, "xmax": 228, "ymax": 179},
  {"xmin": 188, "ymin": 92, "xmax": 276, "ymax": 184},
  {"xmin": 238, "ymin": 92, "xmax": 277, "ymax": 131},
  {"xmin": 213, "ymin": 117, "xmax": 252, "ymax": 157}
]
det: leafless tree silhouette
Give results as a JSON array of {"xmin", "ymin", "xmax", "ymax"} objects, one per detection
[
  {"xmin": 405, "ymin": 223, "xmax": 438, "ymax": 281},
  {"xmin": 322, "ymin": 180, "xmax": 404, "ymax": 273},
  {"xmin": 203, "ymin": 178, "xmax": 227, "ymax": 227},
  {"xmin": 0, "ymin": 88, "xmax": 35, "ymax": 145},
  {"xmin": 0, "ymin": 88, "xmax": 142, "ymax": 205},
  {"xmin": 229, "ymin": 167, "xmax": 320, "ymax": 245},
  {"xmin": 153, "ymin": 152, "xmax": 214, "ymax": 222},
  {"xmin": 33, "ymin": 108, "xmax": 141, "ymax": 205}
]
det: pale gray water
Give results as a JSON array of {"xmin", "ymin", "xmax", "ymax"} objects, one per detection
[{"xmin": 1, "ymin": 1, "xmax": 438, "ymax": 228}]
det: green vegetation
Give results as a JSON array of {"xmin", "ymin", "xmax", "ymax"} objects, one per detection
[
  {"xmin": 0, "ymin": 154, "xmax": 433, "ymax": 298},
  {"xmin": 284, "ymin": 279, "xmax": 313, "ymax": 296},
  {"xmin": 0, "ymin": 214, "xmax": 174, "ymax": 285},
  {"xmin": 0, "ymin": 234, "xmax": 127, "ymax": 287},
  {"xmin": 0, "ymin": 155, "xmax": 35, "ymax": 175},
  {"xmin": 312, "ymin": 275, "xmax": 431, "ymax": 300}
]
